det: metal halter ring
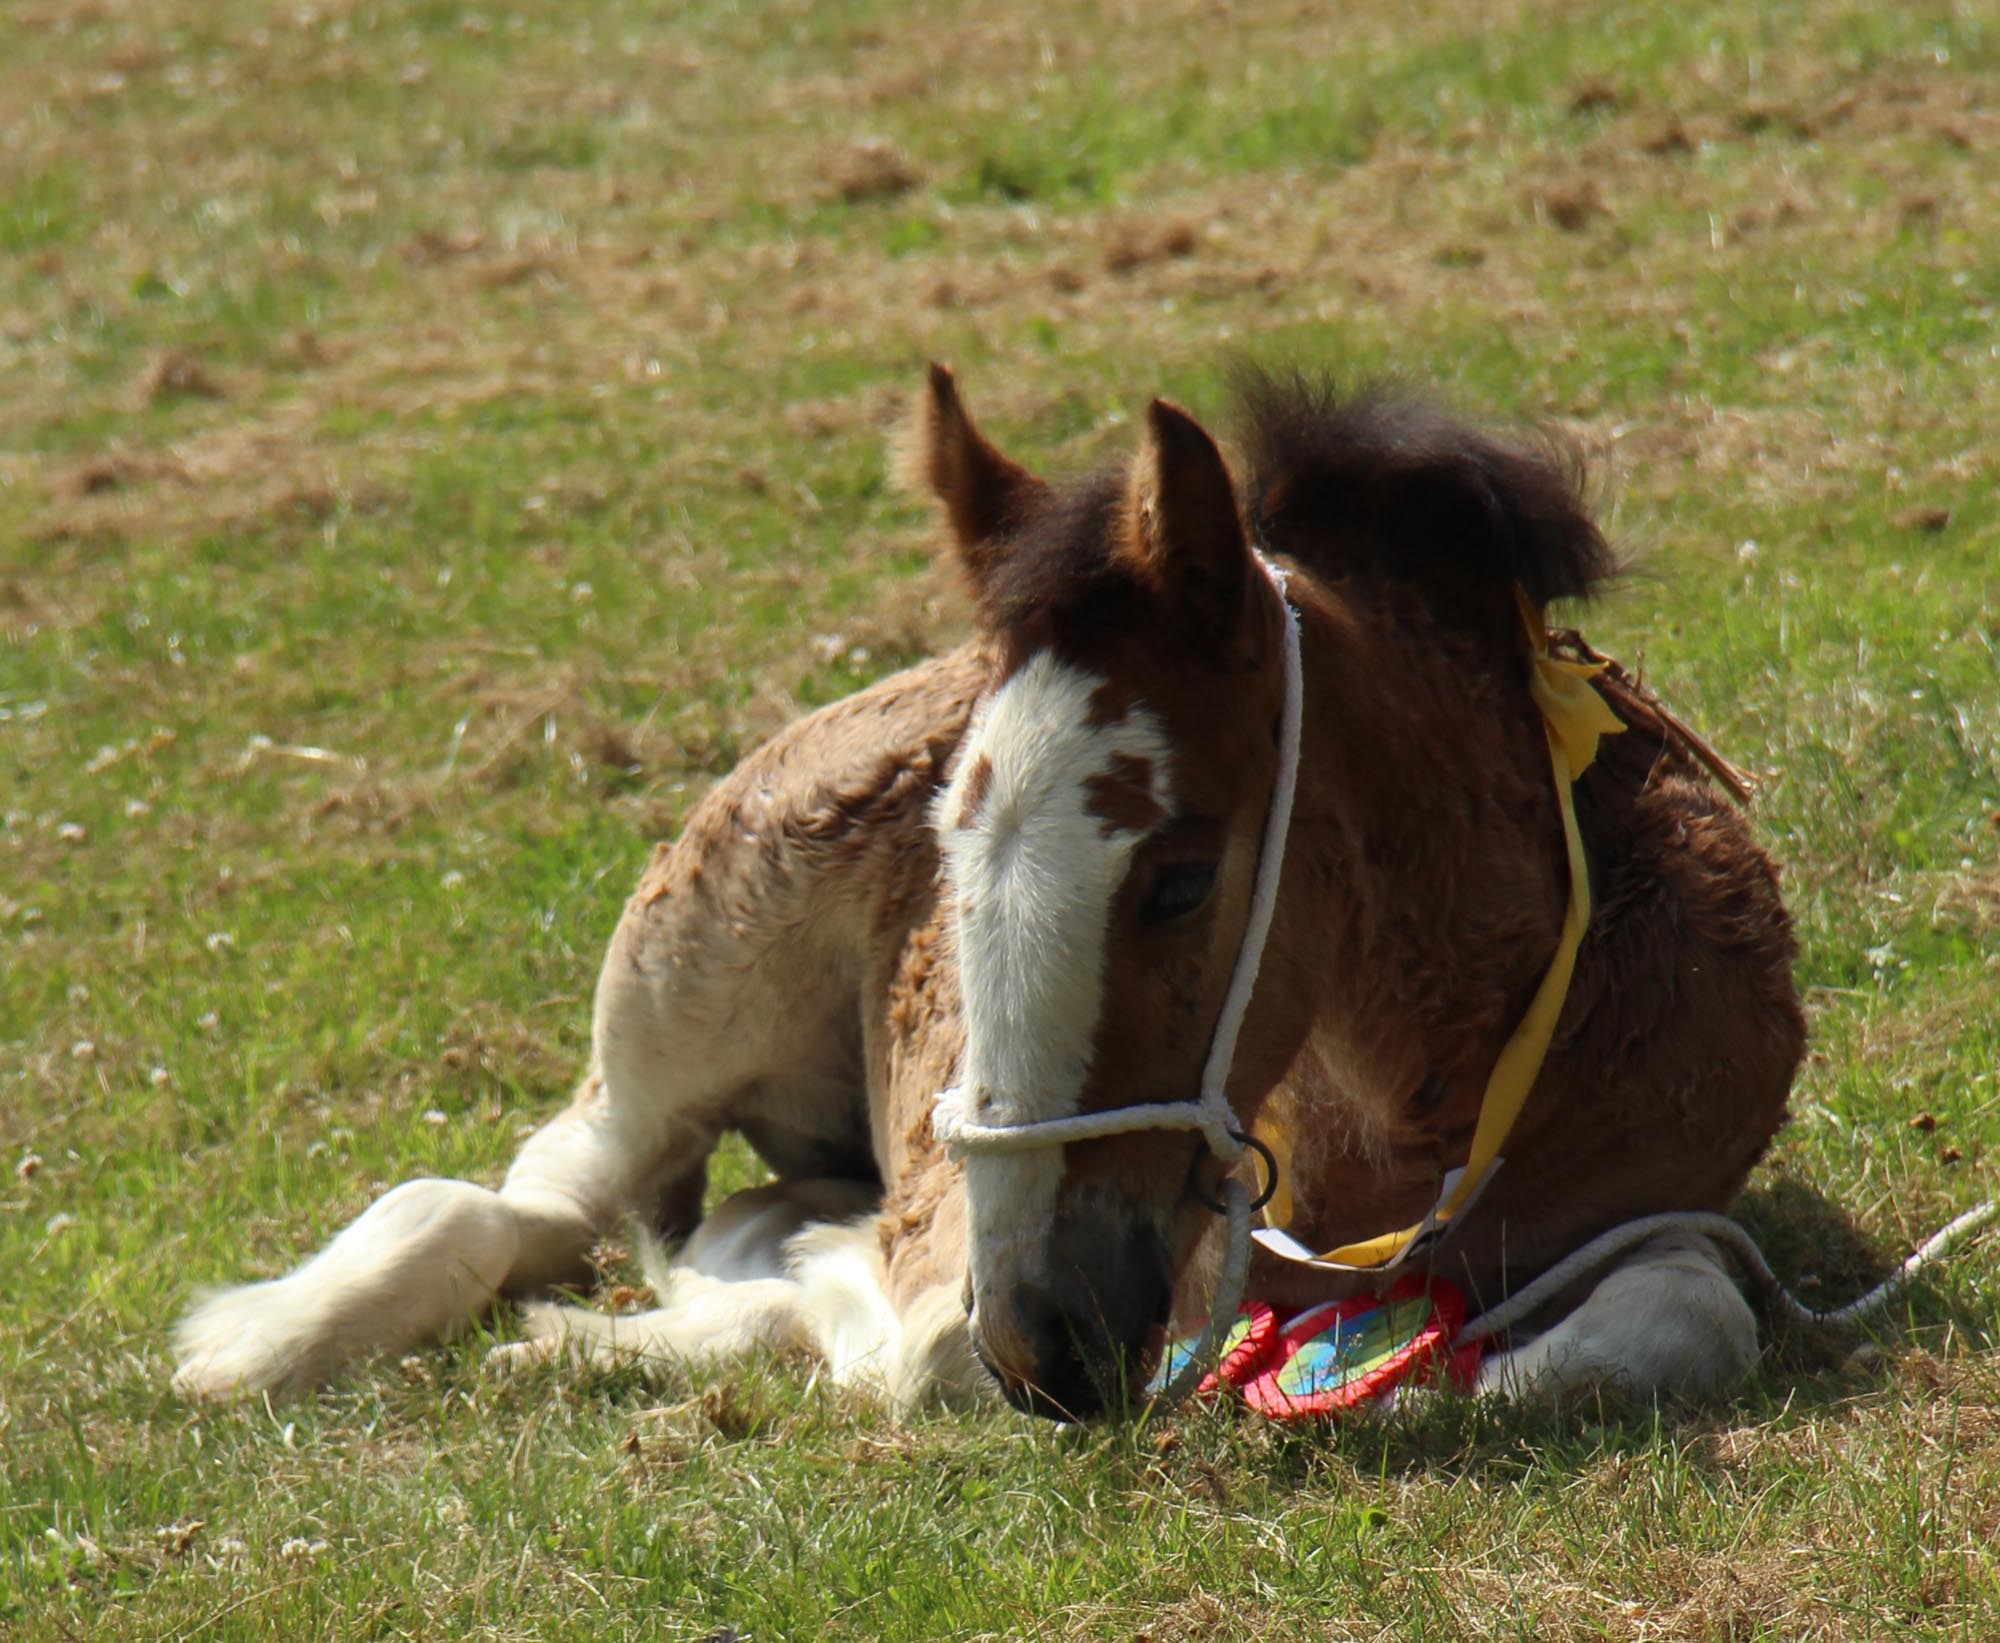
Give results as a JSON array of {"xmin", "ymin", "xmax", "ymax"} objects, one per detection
[{"xmin": 1190, "ymin": 1129, "xmax": 1279, "ymax": 1216}]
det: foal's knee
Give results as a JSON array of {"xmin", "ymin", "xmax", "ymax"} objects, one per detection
[{"xmin": 1477, "ymin": 1232, "xmax": 1759, "ymax": 1405}]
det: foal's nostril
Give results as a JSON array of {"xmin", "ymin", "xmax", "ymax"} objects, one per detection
[
  {"xmin": 1004, "ymin": 1335, "xmax": 1107, "ymax": 1421},
  {"xmin": 1007, "ymin": 1283, "xmax": 1113, "ymax": 1420}
]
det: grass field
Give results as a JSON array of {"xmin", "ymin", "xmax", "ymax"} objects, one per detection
[{"xmin": 3, "ymin": 0, "xmax": 1998, "ymax": 1636}]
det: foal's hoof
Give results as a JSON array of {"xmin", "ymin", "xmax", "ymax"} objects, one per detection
[
  {"xmin": 484, "ymin": 1305, "xmax": 573, "ymax": 1378},
  {"xmin": 483, "ymin": 1338, "xmax": 558, "ymax": 1379},
  {"xmin": 476, "ymin": 1343, "xmax": 556, "ymax": 1383},
  {"xmin": 486, "ymin": 1302, "xmax": 645, "ymax": 1379}
]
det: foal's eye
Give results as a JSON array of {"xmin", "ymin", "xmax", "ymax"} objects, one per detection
[{"xmin": 1142, "ymin": 863, "xmax": 1218, "ymax": 925}]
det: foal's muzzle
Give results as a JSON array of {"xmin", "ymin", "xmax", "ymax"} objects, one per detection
[{"xmin": 975, "ymin": 1205, "xmax": 1172, "ymax": 1421}]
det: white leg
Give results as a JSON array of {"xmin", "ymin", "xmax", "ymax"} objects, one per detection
[
  {"xmin": 489, "ymin": 1182, "xmax": 870, "ymax": 1380},
  {"xmin": 491, "ymin": 1181, "xmax": 991, "ymax": 1415},
  {"xmin": 493, "ymin": 1276, "xmax": 816, "ymax": 1375},
  {"xmin": 171, "ymin": 1177, "xmax": 522, "ymax": 1401},
  {"xmin": 173, "ymin": 1076, "xmax": 638, "ymax": 1401},
  {"xmin": 1475, "ymin": 1231, "xmax": 1760, "ymax": 1404}
]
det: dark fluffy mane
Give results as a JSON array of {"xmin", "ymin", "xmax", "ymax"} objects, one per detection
[{"xmin": 1231, "ymin": 366, "xmax": 1615, "ymax": 613}]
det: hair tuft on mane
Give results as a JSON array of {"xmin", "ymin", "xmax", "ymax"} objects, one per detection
[{"xmin": 1229, "ymin": 364, "xmax": 1616, "ymax": 615}]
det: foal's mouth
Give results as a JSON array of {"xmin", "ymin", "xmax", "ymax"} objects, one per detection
[
  {"xmin": 971, "ymin": 1295, "xmax": 1173, "ymax": 1422},
  {"xmin": 978, "ymin": 1339, "xmax": 1169, "ymax": 1423}
]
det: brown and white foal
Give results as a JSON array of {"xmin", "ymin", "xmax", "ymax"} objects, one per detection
[{"xmin": 174, "ymin": 367, "xmax": 1804, "ymax": 1417}]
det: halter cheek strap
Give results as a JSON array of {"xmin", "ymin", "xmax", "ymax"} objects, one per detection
[{"xmin": 933, "ymin": 548, "xmax": 1304, "ymax": 1172}]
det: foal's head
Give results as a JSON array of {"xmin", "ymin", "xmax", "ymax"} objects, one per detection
[{"xmin": 913, "ymin": 367, "xmax": 1296, "ymax": 1417}]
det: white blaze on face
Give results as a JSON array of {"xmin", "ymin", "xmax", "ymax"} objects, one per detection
[{"xmin": 937, "ymin": 651, "xmax": 1172, "ymax": 1332}]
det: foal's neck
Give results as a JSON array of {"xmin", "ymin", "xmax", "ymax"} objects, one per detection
[{"xmin": 1280, "ymin": 578, "xmax": 1570, "ymax": 1143}]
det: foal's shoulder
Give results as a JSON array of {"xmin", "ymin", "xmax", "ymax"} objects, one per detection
[
  {"xmin": 634, "ymin": 641, "xmax": 990, "ymax": 897},
  {"xmin": 730, "ymin": 639, "xmax": 989, "ymax": 816}
]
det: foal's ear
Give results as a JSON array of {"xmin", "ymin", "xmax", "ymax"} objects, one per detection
[
  {"xmin": 897, "ymin": 363, "xmax": 1047, "ymax": 573},
  {"xmin": 1125, "ymin": 399, "xmax": 1251, "ymax": 630}
]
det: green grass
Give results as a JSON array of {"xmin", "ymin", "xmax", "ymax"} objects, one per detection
[{"xmin": 3, "ymin": 0, "xmax": 1997, "ymax": 1636}]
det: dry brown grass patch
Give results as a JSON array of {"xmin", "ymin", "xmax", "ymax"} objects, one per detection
[
  {"xmin": 1103, "ymin": 216, "xmax": 1201, "ymax": 274},
  {"xmin": 52, "ymin": 446, "xmax": 187, "ymax": 500},
  {"xmin": 138, "ymin": 347, "xmax": 225, "ymax": 406},
  {"xmin": 1534, "ymin": 177, "xmax": 1611, "ymax": 232},
  {"xmin": 823, "ymin": 135, "xmax": 922, "ymax": 202}
]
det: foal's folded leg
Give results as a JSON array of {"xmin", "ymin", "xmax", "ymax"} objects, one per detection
[
  {"xmin": 172, "ymin": 853, "xmax": 794, "ymax": 1402},
  {"xmin": 172, "ymin": 1072, "xmax": 640, "ymax": 1401},
  {"xmin": 489, "ymin": 1183, "xmax": 994, "ymax": 1415},
  {"xmin": 888, "ymin": 1281, "xmax": 992, "ymax": 1412},
  {"xmin": 487, "ymin": 1180, "xmax": 875, "ymax": 1378},
  {"xmin": 1474, "ymin": 1230, "xmax": 1759, "ymax": 1404},
  {"xmin": 491, "ymin": 1275, "xmax": 816, "ymax": 1375}
]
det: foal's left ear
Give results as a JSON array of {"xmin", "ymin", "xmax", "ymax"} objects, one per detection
[
  {"xmin": 897, "ymin": 363, "xmax": 1048, "ymax": 579},
  {"xmin": 1125, "ymin": 399, "xmax": 1251, "ymax": 634}
]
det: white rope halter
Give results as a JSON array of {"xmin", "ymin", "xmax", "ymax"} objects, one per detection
[{"xmin": 933, "ymin": 550, "xmax": 1303, "ymax": 1402}]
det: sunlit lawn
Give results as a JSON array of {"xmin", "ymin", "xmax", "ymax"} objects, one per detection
[{"xmin": 2, "ymin": 0, "xmax": 1996, "ymax": 1636}]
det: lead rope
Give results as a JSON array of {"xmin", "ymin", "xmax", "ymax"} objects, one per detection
[
  {"xmin": 1457, "ymin": 1199, "xmax": 1998, "ymax": 1347},
  {"xmin": 1159, "ymin": 551, "xmax": 1306, "ymax": 1403},
  {"xmin": 934, "ymin": 551, "xmax": 1304, "ymax": 1408}
]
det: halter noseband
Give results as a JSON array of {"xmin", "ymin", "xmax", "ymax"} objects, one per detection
[{"xmin": 932, "ymin": 549, "xmax": 1303, "ymax": 1401}]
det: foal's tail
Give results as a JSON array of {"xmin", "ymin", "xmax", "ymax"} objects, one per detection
[{"xmin": 172, "ymin": 1082, "xmax": 629, "ymax": 1401}]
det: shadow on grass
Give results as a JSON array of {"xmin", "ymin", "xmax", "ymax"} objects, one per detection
[{"xmin": 1734, "ymin": 1173, "xmax": 1998, "ymax": 1359}]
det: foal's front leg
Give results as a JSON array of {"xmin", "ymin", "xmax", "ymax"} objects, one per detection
[
  {"xmin": 493, "ymin": 1173, "xmax": 993, "ymax": 1415},
  {"xmin": 1475, "ymin": 1230, "xmax": 1759, "ymax": 1403},
  {"xmin": 869, "ymin": 1150, "xmax": 989, "ymax": 1410},
  {"xmin": 487, "ymin": 1177, "xmax": 876, "ymax": 1376}
]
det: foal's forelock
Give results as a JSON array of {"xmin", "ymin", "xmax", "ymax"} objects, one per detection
[{"xmin": 936, "ymin": 650, "xmax": 1173, "ymax": 1278}]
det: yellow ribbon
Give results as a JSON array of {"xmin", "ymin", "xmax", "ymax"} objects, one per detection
[
  {"xmin": 1255, "ymin": 587, "xmax": 1624, "ymax": 1268},
  {"xmin": 1258, "ymin": 1093, "xmax": 1295, "ymax": 1232},
  {"xmin": 1517, "ymin": 587, "xmax": 1626, "ymax": 780}
]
